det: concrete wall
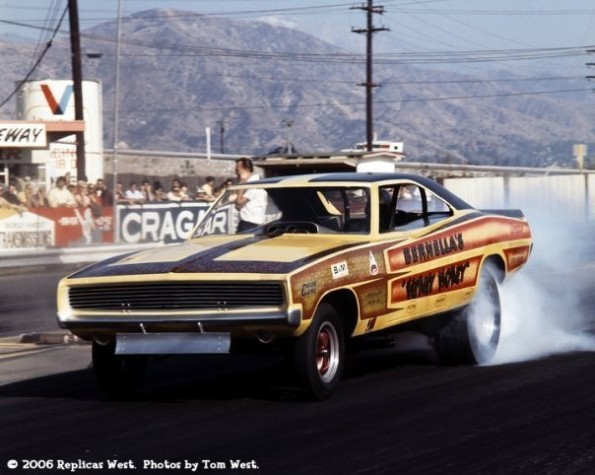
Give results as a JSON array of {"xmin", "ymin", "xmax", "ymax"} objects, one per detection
[{"xmin": 444, "ymin": 174, "xmax": 593, "ymax": 222}]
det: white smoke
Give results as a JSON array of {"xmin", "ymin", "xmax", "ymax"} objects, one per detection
[{"xmin": 491, "ymin": 211, "xmax": 595, "ymax": 364}]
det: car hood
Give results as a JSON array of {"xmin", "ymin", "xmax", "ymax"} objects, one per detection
[{"xmin": 68, "ymin": 234, "xmax": 365, "ymax": 279}]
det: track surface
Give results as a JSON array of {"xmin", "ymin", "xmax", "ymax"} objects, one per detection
[{"xmin": 1, "ymin": 229, "xmax": 595, "ymax": 474}]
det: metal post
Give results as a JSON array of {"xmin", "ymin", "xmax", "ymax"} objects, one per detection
[
  {"xmin": 112, "ymin": 0, "xmax": 123, "ymax": 243},
  {"xmin": 585, "ymin": 172, "xmax": 591, "ymax": 221},
  {"xmin": 365, "ymin": 1, "xmax": 374, "ymax": 152}
]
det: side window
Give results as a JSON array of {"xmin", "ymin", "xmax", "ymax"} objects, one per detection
[
  {"xmin": 379, "ymin": 185, "xmax": 452, "ymax": 233},
  {"xmin": 396, "ymin": 185, "xmax": 423, "ymax": 213},
  {"xmin": 427, "ymin": 191, "xmax": 451, "ymax": 213}
]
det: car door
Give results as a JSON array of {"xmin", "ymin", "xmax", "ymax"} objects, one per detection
[{"xmin": 379, "ymin": 183, "xmax": 462, "ymax": 322}]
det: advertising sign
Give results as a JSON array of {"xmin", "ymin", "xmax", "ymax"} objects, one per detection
[
  {"xmin": 0, "ymin": 210, "xmax": 54, "ymax": 249},
  {"xmin": 0, "ymin": 207, "xmax": 113, "ymax": 250},
  {"xmin": 0, "ymin": 123, "xmax": 47, "ymax": 148},
  {"xmin": 118, "ymin": 203, "xmax": 213, "ymax": 244},
  {"xmin": 0, "ymin": 202, "xmax": 221, "ymax": 249}
]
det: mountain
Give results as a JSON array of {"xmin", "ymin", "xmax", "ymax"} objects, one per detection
[{"xmin": 1, "ymin": 8, "xmax": 593, "ymax": 167}]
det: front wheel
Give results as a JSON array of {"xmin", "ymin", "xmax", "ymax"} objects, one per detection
[
  {"xmin": 92, "ymin": 340, "xmax": 147, "ymax": 397},
  {"xmin": 293, "ymin": 303, "xmax": 345, "ymax": 400},
  {"xmin": 434, "ymin": 266, "xmax": 501, "ymax": 365}
]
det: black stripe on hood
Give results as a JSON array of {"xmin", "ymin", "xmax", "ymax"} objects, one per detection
[{"xmin": 69, "ymin": 237, "xmax": 365, "ymax": 279}]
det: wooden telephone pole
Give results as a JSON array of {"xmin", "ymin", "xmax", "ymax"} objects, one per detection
[
  {"xmin": 352, "ymin": 0, "xmax": 389, "ymax": 151},
  {"xmin": 68, "ymin": 0, "xmax": 86, "ymax": 180}
]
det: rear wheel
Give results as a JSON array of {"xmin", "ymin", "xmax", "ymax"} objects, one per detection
[
  {"xmin": 293, "ymin": 303, "xmax": 345, "ymax": 400},
  {"xmin": 435, "ymin": 266, "xmax": 501, "ymax": 365},
  {"xmin": 92, "ymin": 340, "xmax": 147, "ymax": 397}
]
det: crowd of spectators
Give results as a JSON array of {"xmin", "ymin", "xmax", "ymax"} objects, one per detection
[
  {"xmin": 115, "ymin": 176, "xmax": 235, "ymax": 205},
  {"xmin": 1, "ymin": 159, "xmax": 267, "ymax": 247},
  {"xmin": 0, "ymin": 174, "xmax": 236, "ymax": 211}
]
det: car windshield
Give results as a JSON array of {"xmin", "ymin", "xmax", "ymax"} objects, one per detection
[{"xmin": 192, "ymin": 186, "xmax": 371, "ymax": 237}]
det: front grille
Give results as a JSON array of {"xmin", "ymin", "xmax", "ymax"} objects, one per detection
[{"xmin": 68, "ymin": 281, "xmax": 285, "ymax": 311}]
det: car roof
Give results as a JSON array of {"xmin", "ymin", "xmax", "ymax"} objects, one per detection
[
  {"xmin": 255, "ymin": 172, "xmax": 417, "ymax": 184},
  {"xmin": 252, "ymin": 172, "xmax": 474, "ymax": 210}
]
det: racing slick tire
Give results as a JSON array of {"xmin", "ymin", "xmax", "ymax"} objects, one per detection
[
  {"xmin": 293, "ymin": 303, "xmax": 345, "ymax": 400},
  {"xmin": 434, "ymin": 266, "xmax": 501, "ymax": 365},
  {"xmin": 92, "ymin": 340, "xmax": 147, "ymax": 397}
]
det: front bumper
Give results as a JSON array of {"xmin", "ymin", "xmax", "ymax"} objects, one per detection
[{"xmin": 57, "ymin": 308, "xmax": 302, "ymax": 341}]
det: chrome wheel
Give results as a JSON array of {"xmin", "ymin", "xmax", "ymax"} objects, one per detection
[
  {"xmin": 435, "ymin": 266, "xmax": 501, "ymax": 365},
  {"xmin": 294, "ymin": 303, "xmax": 345, "ymax": 400},
  {"xmin": 316, "ymin": 321, "xmax": 340, "ymax": 383},
  {"xmin": 468, "ymin": 277, "xmax": 500, "ymax": 358}
]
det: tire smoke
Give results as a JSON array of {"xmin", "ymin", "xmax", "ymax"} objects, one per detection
[{"xmin": 492, "ymin": 212, "xmax": 595, "ymax": 364}]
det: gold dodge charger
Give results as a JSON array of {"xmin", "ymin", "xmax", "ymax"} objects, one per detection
[{"xmin": 57, "ymin": 173, "xmax": 532, "ymax": 399}]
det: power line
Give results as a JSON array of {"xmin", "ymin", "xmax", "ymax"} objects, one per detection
[
  {"xmin": 385, "ymin": 8, "xmax": 595, "ymax": 16},
  {"xmin": 76, "ymin": 27, "xmax": 593, "ymax": 65},
  {"xmin": 2, "ymin": 16, "xmax": 593, "ymax": 65},
  {"xmin": 103, "ymin": 87, "xmax": 591, "ymax": 114},
  {"xmin": 0, "ymin": 5, "xmax": 68, "ymax": 109}
]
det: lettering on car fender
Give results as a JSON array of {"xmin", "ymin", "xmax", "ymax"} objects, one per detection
[
  {"xmin": 399, "ymin": 261, "xmax": 471, "ymax": 300},
  {"xmin": 301, "ymin": 281, "xmax": 317, "ymax": 297},
  {"xmin": 403, "ymin": 232, "xmax": 464, "ymax": 265}
]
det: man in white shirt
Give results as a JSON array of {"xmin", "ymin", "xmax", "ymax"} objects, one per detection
[
  {"xmin": 234, "ymin": 158, "xmax": 267, "ymax": 232},
  {"xmin": 48, "ymin": 176, "xmax": 77, "ymax": 208},
  {"xmin": 125, "ymin": 182, "xmax": 145, "ymax": 204}
]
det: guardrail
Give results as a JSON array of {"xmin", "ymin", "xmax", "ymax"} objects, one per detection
[{"xmin": 0, "ymin": 242, "xmax": 161, "ymax": 270}]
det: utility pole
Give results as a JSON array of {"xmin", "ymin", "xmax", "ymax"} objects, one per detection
[
  {"xmin": 217, "ymin": 120, "xmax": 225, "ymax": 153},
  {"xmin": 586, "ymin": 50, "xmax": 595, "ymax": 92},
  {"xmin": 68, "ymin": 0, "xmax": 86, "ymax": 180},
  {"xmin": 282, "ymin": 119, "xmax": 293, "ymax": 154},
  {"xmin": 352, "ymin": 0, "xmax": 389, "ymax": 151}
]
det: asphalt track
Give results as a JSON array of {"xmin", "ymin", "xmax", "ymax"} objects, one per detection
[{"xmin": 1, "ymin": 226, "xmax": 595, "ymax": 475}]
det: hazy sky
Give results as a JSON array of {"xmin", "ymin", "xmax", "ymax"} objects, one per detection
[{"xmin": 2, "ymin": 0, "xmax": 595, "ymax": 77}]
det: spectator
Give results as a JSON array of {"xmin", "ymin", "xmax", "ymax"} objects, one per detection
[
  {"xmin": 17, "ymin": 183, "xmax": 36, "ymax": 208},
  {"xmin": 235, "ymin": 157, "xmax": 260, "ymax": 184},
  {"xmin": 179, "ymin": 182, "xmax": 191, "ymax": 201},
  {"xmin": 152, "ymin": 181, "xmax": 167, "ymax": 201},
  {"xmin": 88, "ymin": 184, "xmax": 100, "ymax": 209},
  {"xmin": 140, "ymin": 179, "xmax": 155, "ymax": 202},
  {"xmin": 48, "ymin": 176, "xmax": 77, "ymax": 208},
  {"xmin": 125, "ymin": 182, "xmax": 145, "ymax": 204},
  {"xmin": 198, "ymin": 176, "xmax": 216, "ymax": 202},
  {"xmin": 87, "ymin": 183, "xmax": 105, "ymax": 229},
  {"xmin": 234, "ymin": 157, "xmax": 266, "ymax": 232},
  {"xmin": 115, "ymin": 182, "xmax": 127, "ymax": 203},
  {"xmin": 74, "ymin": 181, "xmax": 92, "ymax": 208},
  {"xmin": 220, "ymin": 178, "xmax": 237, "ymax": 204},
  {"xmin": 5, "ymin": 184, "xmax": 23, "ymax": 206},
  {"xmin": 195, "ymin": 188, "xmax": 210, "ymax": 202},
  {"xmin": 167, "ymin": 183, "xmax": 184, "ymax": 202},
  {"xmin": 212, "ymin": 185, "xmax": 225, "ymax": 199},
  {"xmin": 0, "ymin": 184, "xmax": 27, "ymax": 212},
  {"xmin": 31, "ymin": 186, "xmax": 50, "ymax": 207},
  {"xmin": 95, "ymin": 178, "xmax": 113, "ymax": 207}
]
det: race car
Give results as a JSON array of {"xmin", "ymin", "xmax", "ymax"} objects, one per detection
[{"xmin": 57, "ymin": 172, "xmax": 532, "ymax": 399}]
